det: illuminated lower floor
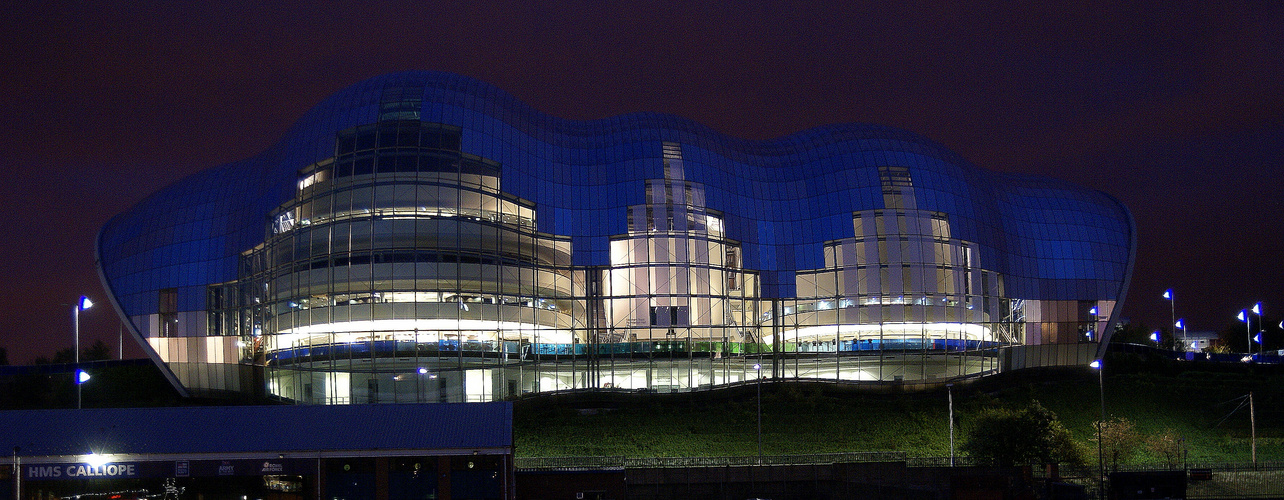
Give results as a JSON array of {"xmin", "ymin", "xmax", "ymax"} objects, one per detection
[{"xmin": 266, "ymin": 347, "xmax": 1002, "ymax": 404}]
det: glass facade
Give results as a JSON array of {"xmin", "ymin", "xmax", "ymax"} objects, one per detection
[{"xmin": 96, "ymin": 71, "xmax": 1135, "ymax": 402}]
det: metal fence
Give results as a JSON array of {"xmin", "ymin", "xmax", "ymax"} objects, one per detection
[
  {"xmin": 1184, "ymin": 466, "xmax": 1284, "ymax": 499},
  {"xmin": 517, "ymin": 455, "xmax": 1284, "ymax": 498},
  {"xmin": 1038, "ymin": 461, "xmax": 1284, "ymax": 499},
  {"xmin": 516, "ymin": 451, "xmax": 910, "ymax": 470}
]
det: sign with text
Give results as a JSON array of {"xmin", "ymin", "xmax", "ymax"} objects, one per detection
[
  {"xmin": 26, "ymin": 463, "xmax": 142, "ymax": 480},
  {"xmin": 23, "ymin": 458, "xmax": 313, "ymax": 480}
]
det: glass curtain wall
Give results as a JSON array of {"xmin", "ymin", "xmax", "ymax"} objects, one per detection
[
  {"xmin": 782, "ymin": 166, "xmax": 1009, "ymax": 382},
  {"xmin": 97, "ymin": 74, "xmax": 1132, "ymax": 403},
  {"xmin": 597, "ymin": 142, "xmax": 762, "ymax": 392},
  {"xmin": 214, "ymin": 130, "xmax": 1031, "ymax": 403},
  {"xmin": 236, "ymin": 130, "xmax": 1024, "ymax": 402},
  {"xmin": 228, "ymin": 117, "xmax": 580, "ymax": 404}
]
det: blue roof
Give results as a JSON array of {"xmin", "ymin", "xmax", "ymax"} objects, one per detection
[
  {"xmin": 3, "ymin": 403, "xmax": 511, "ymax": 457},
  {"xmin": 98, "ymin": 71, "xmax": 1135, "ymax": 318}
]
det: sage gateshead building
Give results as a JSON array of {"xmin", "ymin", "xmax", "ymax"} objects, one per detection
[{"xmin": 97, "ymin": 71, "xmax": 1135, "ymax": 403}]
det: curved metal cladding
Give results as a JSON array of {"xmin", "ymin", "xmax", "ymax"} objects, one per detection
[{"xmin": 97, "ymin": 71, "xmax": 1135, "ymax": 402}]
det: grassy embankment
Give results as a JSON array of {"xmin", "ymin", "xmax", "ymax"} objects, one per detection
[{"xmin": 514, "ymin": 353, "xmax": 1284, "ymax": 463}]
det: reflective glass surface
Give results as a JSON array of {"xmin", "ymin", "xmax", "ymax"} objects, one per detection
[{"xmin": 98, "ymin": 72, "xmax": 1134, "ymax": 401}]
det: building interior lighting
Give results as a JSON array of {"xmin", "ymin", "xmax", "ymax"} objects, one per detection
[
  {"xmin": 274, "ymin": 318, "xmax": 574, "ymax": 344},
  {"xmin": 767, "ymin": 322, "xmax": 992, "ymax": 344}
]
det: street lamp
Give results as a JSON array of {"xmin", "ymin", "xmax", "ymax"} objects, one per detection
[
  {"xmin": 73, "ymin": 295, "xmax": 94, "ymax": 409},
  {"xmin": 1175, "ymin": 319, "xmax": 1187, "ymax": 350},
  {"xmin": 1251, "ymin": 303, "xmax": 1262, "ymax": 355},
  {"xmin": 947, "ymin": 383, "xmax": 955, "ymax": 467},
  {"xmin": 1090, "ymin": 360, "xmax": 1105, "ymax": 500},
  {"xmin": 1238, "ymin": 310, "xmax": 1251, "ymax": 356},
  {"xmin": 1086, "ymin": 306, "xmax": 1099, "ymax": 341},
  {"xmin": 12, "ymin": 446, "xmax": 20, "ymax": 500},
  {"xmin": 1163, "ymin": 289, "xmax": 1175, "ymax": 338},
  {"xmin": 754, "ymin": 362, "xmax": 762, "ymax": 463}
]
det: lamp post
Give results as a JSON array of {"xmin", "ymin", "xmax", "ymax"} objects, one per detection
[
  {"xmin": 12, "ymin": 446, "xmax": 19, "ymax": 500},
  {"xmin": 1238, "ymin": 310, "xmax": 1251, "ymax": 356},
  {"xmin": 1175, "ymin": 319, "xmax": 1187, "ymax": 351},
  {"xmin": 1085, "ymin": 306, "xmax": 1099, "ymax": 342},
  {"xmin": 1090, "ymin": 360, "xmax": 1105, "ymax": 500},
  {"xmin": 754, "ymin": 362, "xmax": 762, "ymax": 463},
  {"xmin": 1163, "ymin": 289, "xmax": 1175, "ymax": 345},
  {"xmin": 1251, "ymin": 303, "xmax": 1262, "ymax": 355},
  {"xmin": 73, "ymin": 296, "xmax": 94, "ymax": 409},
  {"xmin": 947, "ymin": 383, "xmax": 955, "ymax": 467}
]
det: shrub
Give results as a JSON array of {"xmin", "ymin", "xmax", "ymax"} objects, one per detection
[{"xmin": 963, "ymin": 400, "xmax": 1086, "ymax": 467}]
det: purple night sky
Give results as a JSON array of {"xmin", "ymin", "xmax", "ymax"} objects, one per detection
[{"xmin": 2, "ymin": 2, "xmax": 1281, "ymax": 363}]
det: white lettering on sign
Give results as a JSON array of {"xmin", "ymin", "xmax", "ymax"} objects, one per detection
[
  {"xmin": 28, "ymin": 466, "xmax": 62, "ymax": 479},
  {"xmin": 28, "ymin": 463, "xmax": 138, "ymax": 479},
  {"xmin": 63, "ymin": 464, "xmax": 137, "ymax": 478}
]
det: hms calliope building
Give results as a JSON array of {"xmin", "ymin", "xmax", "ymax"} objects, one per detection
[{"xmin": 97, "ymin": 71, "xmax": 1135, "ymax": 403}]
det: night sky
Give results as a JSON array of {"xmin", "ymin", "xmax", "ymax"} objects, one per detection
[{"xmin": 2, "ymin": 2, "xmax": 1281, "ymax": 364}]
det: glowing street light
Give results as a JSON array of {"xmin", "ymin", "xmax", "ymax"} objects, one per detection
[
  {"xmin": 1150, "ymin": 331, "xmax": 1160, "ymax": 343},
  {"xmin": 1239, "ymin": 310, "xmax": 1251, "ymax": 356},
  {"xmin": 1163, "ymin": 289, "xmax": 1176, "ymax": 346},
  {"xmin": 1085, "ymin": 306, "xmax": 1100, "ymax": 341},
  {"xmin": 1090, "ymin": 360, "xmax": 1105, "ymax": 500},
  {"xmin": 73, "ymin": 296, "xmax": 94, "ymax": 409},
  {"xmin": 1251, "ymin": 303, "xmax": 1263, "ymax": 355},
  {"xmin": 1175, "ymin": 319, "xmax": 1187, "ymax": 349}
]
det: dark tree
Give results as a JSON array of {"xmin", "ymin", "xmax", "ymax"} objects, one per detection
[
  {"xmin": 1109, "ymin": 320, "xmax": 1149, "ymax": 345},
  {"xmin": 963, "ymin": 401, "xmax": 1085, "ymax": 467},
  {"xmin": 83, "ymin": 339, "xmax": 112, "ymax": 361},
  {"xmin": 51, "ymin": 347, "xmax": 75, "ymax": 364}
]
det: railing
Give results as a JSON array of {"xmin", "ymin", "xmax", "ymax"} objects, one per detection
[
  {"xmin": 1033, "ymin": 461, "xmax": 1284, "ymax": 500},
  {"xmin": 1182, "ymin": 464, "xmax": 1284, "ymax": 499},
  {"xmin": 516, "ymin": 451, "xmax": 910, "ymax": 470},
  {"xmin": 516, "ymin": 455, "xmax": 1284, "ymax": 498},
  {"xmin": 269, "ymin": 338, "xmax": 1006, "ymax": 364}
]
